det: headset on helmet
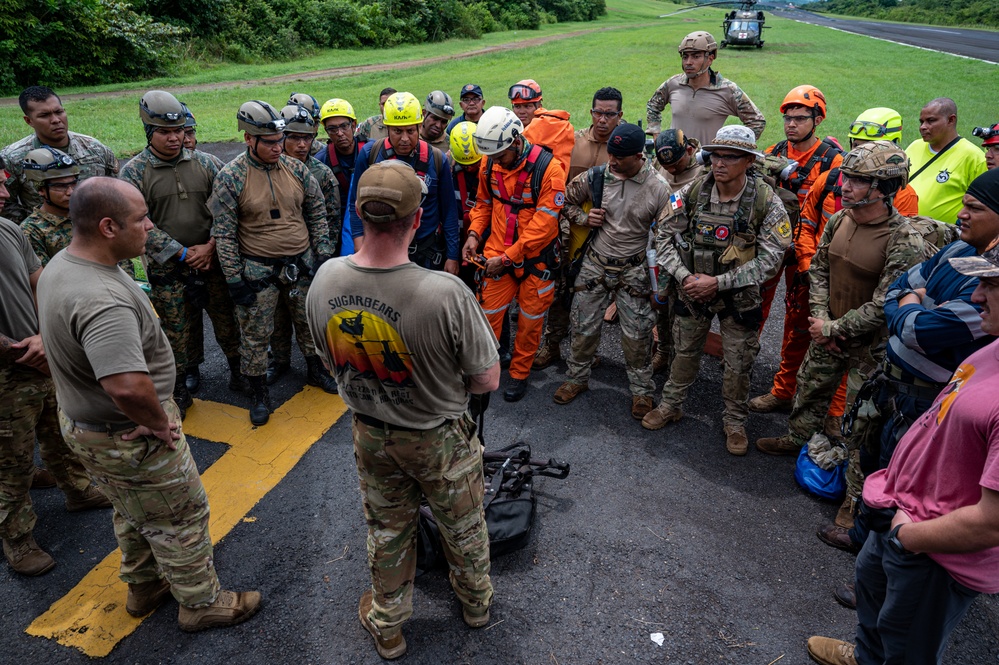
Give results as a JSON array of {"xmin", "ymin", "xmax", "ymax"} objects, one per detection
[
  {"xmin": 237, "ymin": 100, "xmax": 286, "ymax": 135},
  {"xmin": 320, "ymin": 98, "xmax": 356, "ymax": 122},
  {"xmin": 382, "ymin": 92, "xmax": 423, "ymax": 127},
  {"xmin": 780, "ymin": 85, "xmax": 827, "ymax": 119},
  {"xmin": 23, "ymin": 146, "xmax": 80, "ymax": 183},
  {"xmin": 288, "ymin": 92, "xmax": 320, "ymax": 120},
  {"xmin": 449, "ymin": 121, "xmax": 482, "ymax": 165},
  {"xmin": 426, "ymin": 91, "xmax": 455, "ymax": 120},
  {"xmin": 473, "ymin": 106, "xmax": 523, "ymax": 156},
  {"xmin": 280, "ymin": 104, "xmax": 318, "ymax": 135},
  {"xmin": 140, "ymin": 90, "xmax": 186, "ymax": 128},
  {"xmin": 849, "ymin": 107, "xmax": 903, "ymax": 145}
]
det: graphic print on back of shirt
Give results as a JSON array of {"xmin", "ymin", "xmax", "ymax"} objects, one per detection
[{"xmin": 325, "ymin": 308, "xmax": 416, "ymax": 405}]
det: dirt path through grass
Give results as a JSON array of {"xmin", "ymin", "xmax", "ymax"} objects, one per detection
[{"xmin": 0, "ymin": 26, "xmax": 620, "ymax": 107}]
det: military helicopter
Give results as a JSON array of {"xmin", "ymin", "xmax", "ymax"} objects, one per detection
[{"xmin": 659, "ymin": 0, "xmax": 770, "ymax": 50}]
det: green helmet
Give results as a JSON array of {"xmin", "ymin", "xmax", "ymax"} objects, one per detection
[
  {"xmin": 280, "ymin": 104, "xmax": 318, "ymax": 135},
  {"xmin": 140, "ymin": 90, "xmax": 186, "ymax": 128},
  {"xmin": 841, "ymin": 140, "xmax": 910, "ymax": 186},
  {"xmin": 237, "ymin": 100, "xmax": 285, "ymax": 135},
  {"xmin": 23, "ymin": 146, "xmax": 80, "ymax": 183},
  {"xmin": 288, "ymin": 92, "xmax": 320, "ymax": 120},
  {"xmin": 181, "ymin": 102, "xmax": 196, "ymax": 128},
  {"xmin": 849, "ymin": 107, "xmax": 903, "ymax": 145}
]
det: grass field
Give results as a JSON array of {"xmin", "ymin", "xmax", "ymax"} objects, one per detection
[{"xmin": 1, "ymin": 0, "xmax": 994, "ymax": 157}]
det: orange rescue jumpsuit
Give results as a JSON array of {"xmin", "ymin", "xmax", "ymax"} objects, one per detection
[{"xmin": 468, "ymin": 144, "xmax": 567, "ymax": 380}]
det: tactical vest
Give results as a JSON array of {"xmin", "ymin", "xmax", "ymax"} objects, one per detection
[
  {"xmin": 237, "ymin": 161, "xmax": 310, "ymax": 258},
  {"xmin": 684, "ymin": 175, "xmax": 769, "ymax": 276}
]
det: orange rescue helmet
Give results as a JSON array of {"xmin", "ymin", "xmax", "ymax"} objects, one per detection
[{"xmin": 780, "ymin": 85, "xmax": 827, "ymax": 119}]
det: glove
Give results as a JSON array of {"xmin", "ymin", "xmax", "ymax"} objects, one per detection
[{"xmin": 228, "ymin": 280, "xmax": 257, "ymax": 307}]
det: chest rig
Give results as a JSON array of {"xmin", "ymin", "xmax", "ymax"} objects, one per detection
[{"xmin": 686, "ymin": 175, "xmax": 759, "ymax": 275}]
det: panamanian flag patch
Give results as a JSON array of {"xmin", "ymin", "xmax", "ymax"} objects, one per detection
[{"xmin": 669, "ymin": 192, "xmax": 683, "ymax": 212}]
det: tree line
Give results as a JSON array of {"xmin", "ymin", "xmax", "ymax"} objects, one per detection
[
  {"xmin": 1, "ymin": 0, "xmax": 606, "ymax": 95},
  {"xmin": 810, "ymin": 0, "xmax": 999, "ymax": 29}
]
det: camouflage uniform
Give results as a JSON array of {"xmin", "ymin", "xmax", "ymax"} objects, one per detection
[
  {"xmin": 58, "ymin": 400, "xmax": 221, "ymax": 606},
  {"xmin": 20, "ymin": 209, "xmax": 73, "ymax": 267},
  {"xmin": 187, "ymin": 149, "xmax": 227, "ymax": 367},
  {"xmin": 270, "ymin": 156, "xmax": 342, "ymax": 367},
  {"xmin": 655, "ymin": 173, "xmax": 791, "ymax": 426},
  {"xmin": 355, "ymin": 115, "xmax": 389, "ymax": 143},
  {"xmin": 788, "ymin": 208, "xmax": 926, "ymax": 498},
  {"xmin": 208, "ymin": 151, "xmax": 332, "ymax": 377},
  {"xmin": 646, "ymin": 72, "xmax": 766, "ymax": 146},
  {"xmin": 0, "ymin": 132, "xmax": 118, "ymax": 223},
  {"xmin": 561, "ymin": 160, "xmax": 674, "ymax": 395},
  {"xmin": 120, "ymin": 147, "xmax": 241, "ymax": 373},
  {"xmin": 352, "ymin": 414, "xmax": 491, "ymax": 630}
]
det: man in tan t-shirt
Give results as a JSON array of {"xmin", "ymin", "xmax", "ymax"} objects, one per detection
[
  {"xmin": 37, "ymin": 177, "xmax": 261, "ymax": 632},
  {"xmin": 306, "ymin": 161, "xmax": 499, "ymax": 660}
]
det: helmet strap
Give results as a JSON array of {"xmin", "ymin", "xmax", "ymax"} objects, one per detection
[{"xmin": 40, "ymin": 185, "xmax": 69, "ymax": 213}]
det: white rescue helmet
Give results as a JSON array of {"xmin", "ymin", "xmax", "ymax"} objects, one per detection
[{"xmin": 473, "ymin": 106, "xmax": 524, "ymax": 156}]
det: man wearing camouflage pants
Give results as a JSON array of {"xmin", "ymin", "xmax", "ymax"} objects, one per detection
[
  {"xmin": 552, "ymin": 123, "xmax": 674, "ymax": 420},
  {"xmin": 209, "ymin": 100, "xmax": 334, "ymax": 426},
  {"xmin": 307, "ymin": 161, "xmax": 499, "ymax": 660},
  {"xmin": 756, "ymin": 141, "xmax": 927, "ymax": 533}
]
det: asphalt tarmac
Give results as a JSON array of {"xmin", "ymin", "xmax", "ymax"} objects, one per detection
[{"xmin": 777, "ymin": 10, "xmax": 999, "ymax": 63}]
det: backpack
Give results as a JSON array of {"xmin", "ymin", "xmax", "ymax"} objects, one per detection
[
  {"xmin": 561, "ymin": 165, "xmax": 606, "ymax": 308},
  {"xmin": 521, "ymin": 108, "xmax": 575, "ymax": 173},
  {"xmin": 904, "ymin": 215, "xmax": 959, "ymax": 259},
  {"xmin": 765, "ymin": 138, "xmax": 843, "ymax": 244},
  {"xmin": 757, "ymin": 154, "xmax": 802, "ymax": 240},
  {"xmin": 415, "ymin": 443, "xmax": 570, "ymax": 576},
  {"xmin": 367, "ymin": 137, "xmax": 443, "ymax": 178}
]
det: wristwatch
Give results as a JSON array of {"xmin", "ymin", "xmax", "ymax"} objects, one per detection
[
  {"xmin": 887, "ymin": 524, "xmax": 913, "ymax": 555},
  {"xmin": 896, "ymin": 289, "xmax": 917, "ymax": 302}
]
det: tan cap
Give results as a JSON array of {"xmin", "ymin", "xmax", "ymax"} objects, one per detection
[{"xmin": 356, "ymin": 161, "xmax": 427, "ymax": 224}]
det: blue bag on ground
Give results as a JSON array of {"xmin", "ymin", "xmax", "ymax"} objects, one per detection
[{"xmin": 795, "ymin": 442, "xmax": 846, "ymax": 500}]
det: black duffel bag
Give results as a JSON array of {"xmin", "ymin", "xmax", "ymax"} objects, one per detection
[{"xmin": 416, "ymin": 443, "xmax": 569, "ymax": 575}]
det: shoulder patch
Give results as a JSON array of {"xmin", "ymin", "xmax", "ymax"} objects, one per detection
[
  {"xmin": 776, "ymin": 220, "xmax": 792, "ymax": 238},
  {"xmin": 554, "ymin": 191, "xmax": 565, "ymax": 206}
]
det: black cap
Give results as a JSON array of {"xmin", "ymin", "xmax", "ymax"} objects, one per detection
[{"xmin": 606, "ymin": 123, "xmax": 646, "ymax": 157}]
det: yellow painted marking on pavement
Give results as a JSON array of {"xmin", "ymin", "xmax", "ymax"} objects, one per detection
[{"xmin": 26, "ymin": 387, "xmax": 348, "ymax": 657}]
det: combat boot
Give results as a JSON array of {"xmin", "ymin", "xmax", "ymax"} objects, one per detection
[
  {"xmin": 748, "ymin": 392, "xmax": 793, "ymax": 413},
  {"xmin": 265, "ymin": 358, "xmax": 291, "ymax": 385},
  {"xmin": 462, "ymin": 604, "xmax": 490, "ymax": 628},
  {"xmin": 641, "ymin": 403, "xmax": 682, "ymax": 431},
  {"xmin": 755, "ymin": 434, "xmax": 800, "ymax": 456},
  {"xmin": 184, "ymin": 365, "xmax": 201, "ymax": 394},
  {"xmin": 631, "ymin": 396, "xmax": 654, "ymax": 420},
  {"xmin": 724, "ymin": 425, "xmax": 748, "ymax": 456},
  {"xmin": 227, "ymin": 356, "xmax": 251, "ymax": 395},
  {"xmin": 305, "ymin": 355, "xmax": 338, "ymax": 394},
  {"xmin": 31, "ymin": 466, "xmax": 56, "ymax": 489},
  {"xmin": 359, "ymin": 590, "xmax": 406, "ymax": 659},
  {"xmin": 651, "ymin": 347, "xmax": 671, "ymax": 375},
  {"xmin": 806, "ymin": 636, "xmax": 857, "ymax": 665},
  {"xmin": 247, "ymin": 375, "xmax": 271, "ymax": 426},
  {"xmin": 824, "ymin": 414, "xmax": 844, "ymax": 439},
  {"xmin": 173, "ymin": 378, "xmax": 193, "ymax": 418},
  {"xmin": 533, "ymin": 338, "xmax": 561, "ymax": 369},
  {"xmin": 817, "ymin": 523, "xmax": 860, "ymax": 554},
  {"xmin": 3, "ymin": 533, "xmax": 55, "ymax": 576},
  {"xmin": 65, "ymin": 485, "xmax": 112, "ymax": 512},
  {"xmin": 126, "ymin": 578, "xmax": 172, "ymax": 617},
  {"xmin": 553, "ymin": 381, "xmax": 588, "ymax": 405},
  {"xmin": 834, "ymin": 496, "xmax": 856, "ymax": 530},
  {"xmin": 177, "ymin": 589, "xmax": 262, "ymax": 632}
]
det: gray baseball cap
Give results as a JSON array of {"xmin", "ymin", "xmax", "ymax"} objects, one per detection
[{"xmin": 950, "ymin": 243, "xmax": 999, "ymax": 278}]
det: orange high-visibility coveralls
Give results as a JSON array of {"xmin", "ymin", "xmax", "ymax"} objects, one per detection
[
  {"xmin": 468, "ymin": 145, "xmax": 566, "ymax": 380},
  {"xmin": 762, "ymin": 163, "xmax": 920, "ymax": 416}
]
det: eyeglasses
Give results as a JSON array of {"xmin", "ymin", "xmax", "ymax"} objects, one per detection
[
  {"xmin": 849, "ymin": 120, "xmax": 900, "ymax": 138},
  {"xmin": 590, "ymin": 109, "xmax": 621, "ymax": 118},
  {"xmin": 842, "ymin": 173, "xmax": 874, "ymax": 186},
  {"xmin": 283, "ymin": 133, "xmax": 314, "ymax": 143},
  {"xmin": 46, "ymin": 177, "xmax": 80, "ymax": 193},
  {"xmin": 256, "ymin": 135, "xmax": 286, "ymax": 147},
  {"xmin": 460, "ymin": 96, "xmax": 482, "ymax": 104},
  {"xmin": 783, "ymin": 114, "xmax": 814, "ymax": 125},
  {"xmin": 325, "ymin": 121, "xmax": 353, "ymax": 135},
  {"xmin": 710, "ymin": 152, "xmax": 749, "ymax": 163},
  {"xmin": 508, "ymin": 84, "xmax": 542, "ymax": 102}
]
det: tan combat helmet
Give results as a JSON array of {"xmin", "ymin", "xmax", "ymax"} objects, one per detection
[
  {"xmin": 237, "ymin": 100, "xmax": 286, "ymax": 135},
  {"xmin": 841, "ymin": 140, "xmax": 910, "ymax": 186},
  {"xmin": 280, "ymin": 104, "xmax": 318, "ymax": 135},
  {"xmin": 425, "ymin": 91, "xmax": 455, "ymax": 120},
  {"xmin": 678, "ymin": 31, "xmax": 718, "ymax": 53},
  {"xmin": 140, "ymin": 90, "xmax": 186, "ymax": 128},
  {"xmin": 23, "ymin": 146, "xmax": 80, "ymax": 183}
]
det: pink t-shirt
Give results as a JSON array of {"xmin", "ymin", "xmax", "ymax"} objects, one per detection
[{"xmin": 864, "ymin": 339, "xmax": 999, "ymax": 594}]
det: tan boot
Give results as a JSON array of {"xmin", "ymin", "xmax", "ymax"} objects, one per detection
[
  {"xmin": 3, "ymin": 533, "xmax": 55, "ymax": 576},
  {"xmin": 31, "ymin": 466, "xmax": 57, "ymax": 489},
  {"xmin": 178, "ymin": 590, "xmax": 262, "ymax": 632},
  {"xmin": 462, "ymin": 604, "xmax": 490, "ymax": 628},
  {"xmin": 724, "ymin": 425, "xmax": 748, "ymax": 456},
  {"xmin": 631, "ymin": 396, "xmax": 654, "ymax": 420},
  {"xmin": 755, "ymin": 435, "xmax": 800, "ymax": 456},
  {"xmin": 533, "ymin": 339, "xmax": 561, "ymax": 369},
  {"xmin": 834, "ymin": 496, "xmax": 856, "ymax": 530},
  {"xmin": 641, "ymin": 403, "xmax": 683, "ymax": 431},
  {"xmin": 359, "ymin": 590, "xmax": 406, "ymax": 659},
  {"xmin": 824, "ymin": 414, "xmax": 844, "ymax": 439},
  {"xmin": 65, "ymin": 485, "xmax": 112, "ymax": 512},
  {"xmin": 748, "ymin": 392, "xmax": 793, "ymax": 413},
  {"xmin": 806, "ymin": 636, "xmax": 857, "ymax": 665},
  {"xmin": 126, "ymin": 578, "xmax": 172, "ymax": 617},
  {"xmin": 553, "ymin": 381, "xmax": 588, "ymax": 405}
]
